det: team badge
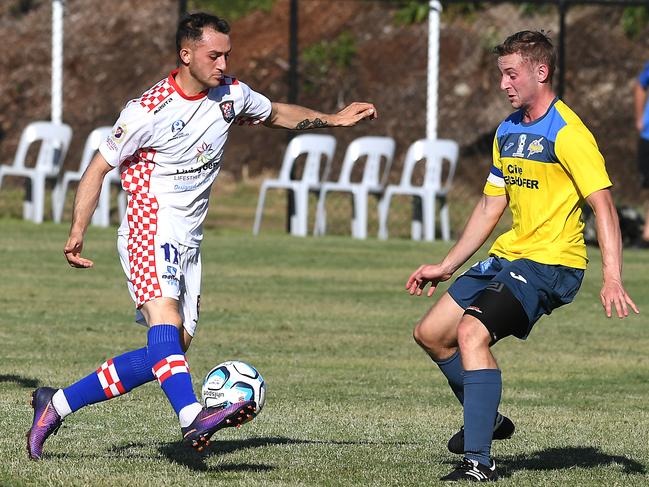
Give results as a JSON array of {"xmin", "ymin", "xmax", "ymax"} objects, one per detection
[
  {"xmin": 112, "ymin": 124, "xmax": 127, "ymax": 144},
  {"xmin": 512, "ymin": 134, "xmax": 527, "ymax": 157},
  {"xmin": 220, "ymin": 101, "xmax": 235, "ymax": 123},
  {"xmin": 527, "ymin": 137, "xmax": 544, "ymax": 157}
]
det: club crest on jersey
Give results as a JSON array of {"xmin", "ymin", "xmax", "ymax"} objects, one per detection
[
  {"xmin": 512, "ymin": 134, "xmax": 527, "ymax": 157},
  {"xmin": 527, "ymin": 137, "xmax": 544, "ymax": 157},
  {"xmin": 171, "ymin": 120, "xmax": 185, "ymax": 133},
  {"xmin": 112, "ymin": 124, "xmax": 127, "ymax": 144},
  {"xmin": 219, "ymin": 101, "xmax": 235, "ymax": 123}
]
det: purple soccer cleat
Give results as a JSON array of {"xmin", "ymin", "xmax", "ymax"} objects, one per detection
[
  {"xmin": 26, "ymin": 387, "xmax": 63, "ymax": 460},
  {"xmin": 182, "ymin": 400, "xmax": 256, "ymax": 451}
]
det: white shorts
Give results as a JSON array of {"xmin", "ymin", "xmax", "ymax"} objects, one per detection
[{"xmin": 117, "ymin": 234, "xmax": 202, "ymax": 336}]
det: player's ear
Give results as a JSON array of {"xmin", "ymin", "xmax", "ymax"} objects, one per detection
[
  {"xmin": 537, "ymin": 63, "xmax": 550, "ymax": 84},
  {"xmin": 179, "ymin": 46, "xmax": 192, "ymax": 66}
]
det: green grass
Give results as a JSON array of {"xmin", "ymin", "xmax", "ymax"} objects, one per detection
[{"xmin": 1, "ymin": 220, "xmax": 648, "ymax": 486}]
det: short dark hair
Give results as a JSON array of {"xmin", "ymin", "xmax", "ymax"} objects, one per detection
[
  {"xmin": 176, "ymin": 12, "xmax": 230, "ymax": 54},
  {"xmin": 494, "ymin": 30, "xmax": 556, "ymax": 83}
]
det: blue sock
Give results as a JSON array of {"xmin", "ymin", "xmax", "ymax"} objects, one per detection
[
  {"xmin": 463, "ymin": 369, "xmax": 502, "ymax": 467},
  {"xmin": 147, "ymin": 324, "xmax": 199, "ymax": 416},
  {"xmin": 63, "ymin": 347, "xmax": 154, "ymax": 412},
  {"xmin": 435, "ymin": 349, "xmax": 464, "ymax": 405}
]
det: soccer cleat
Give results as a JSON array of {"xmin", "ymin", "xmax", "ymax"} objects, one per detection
[
  {"xmin": 447, "ymin": 413, "xmax": 515, "ymax": 454},
  {"xmin": 441, "ymin": 457, "xmax": 498, "ymax": 482},
  {"xmin": 181, "ymin": 400, "xmax": 256, "ymax": 451},
  {"xmin": 26, "ymin": 387, "xmax": 63, "ymax": 460}
]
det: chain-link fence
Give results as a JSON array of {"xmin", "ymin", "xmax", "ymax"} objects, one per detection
[
  {"xmin": 1, "ymin": 0, "xmax": 648, "ymax": 238},
  {"xmin": 239, "ymin": 0, "xmax": 649, "ymax": 238}
]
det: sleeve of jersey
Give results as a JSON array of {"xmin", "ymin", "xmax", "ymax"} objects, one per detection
[
  {"xmin": 98, "ymin": 101, "xmax": 154, "ymax": 168},
  {"xmin": 555, "ymin": 125, "xmax": 612, "ymax": 199},
  {"xmin": 483, "ymin": 134, "xmax": 506, "ymax": 196},
  {"xmin": 239, "ymin": 81, "xmax": 272, "ymax": 123},
  {"xmin": 639, "ymin": 62, "xmax": 649, "ymax": 89}
]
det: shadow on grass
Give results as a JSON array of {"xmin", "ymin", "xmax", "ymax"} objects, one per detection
[
  {"xmin": 494, "ymin": 446, "xmax": 646, "ymax": 478},
  {"xmin": 157, "ymin": 435, "xmax": 422, "ymax": 472},
  {"xmin": 0, "ymin": 374, "xmax": 38, "ymax": 388},
  {"xmin": 158, "ymin": 436, "xmax": 309, "ymax": 472}
]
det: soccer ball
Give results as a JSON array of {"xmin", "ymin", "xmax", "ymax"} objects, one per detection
[{"xmin": 201, "ymin": 361, "xmax": 266, "ymax": 415}]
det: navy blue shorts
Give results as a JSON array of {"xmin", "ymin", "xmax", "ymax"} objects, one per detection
[{"xmin": 447, "ymin": 256, "xmax": 584, "ymax": 339}]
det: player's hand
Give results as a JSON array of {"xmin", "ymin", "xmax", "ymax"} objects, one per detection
[
  {"xmin": 64, "ymin": 233, "xmax": 94, "ymax": 268},
  {"xmin": 600, "ymin": 279, "xmax": 639, "ymax": 318},
  {"xmin": 333, "ymin": 102, "xmax": 377, "ymax": 126},
  {"xmin": 406, "ymin": 264, "xmax": 453, "ymax": 297}
]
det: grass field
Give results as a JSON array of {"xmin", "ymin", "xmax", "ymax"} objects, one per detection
[{"xmin": 1, "ymin": 219, "xmax": 648, "ymax": 486}]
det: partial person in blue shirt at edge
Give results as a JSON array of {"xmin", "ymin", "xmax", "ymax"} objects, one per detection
[{"xmin": 634, "ymin": 61, "xmax": 649, "ymax": 246}]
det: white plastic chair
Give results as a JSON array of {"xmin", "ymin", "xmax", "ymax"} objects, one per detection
[
  {"xmin": 53, "ymin": 127, "xmax": 126, "ymax": 227},
  {"xmin": 314, "ymin": 136, "xmax": 395, "ymax": 239},
  {"xmin": 253, "ymin": 134, "xmax": 337, "ymax": 237},
  {"xmin": 0, "ymin": 121, "xmax": 73, "ymax": 223},
  {"xmin": 378, "ymin": 139, "xmax": 458, "ymax": 241}
]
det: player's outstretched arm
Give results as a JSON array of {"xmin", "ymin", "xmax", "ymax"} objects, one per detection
[
  {"xmin": 263, "ymin": 102, "xmax": 377, "ymax": 130},
  {"xmin": 64, "ymin": 153, "xmax": 114, "ymax": 269},
  {"xmin": 406, "ymin": 194, "xmax": 507, "ymax": 297},
  {"xmin": 586, "ymin": 189, "xmax": 640, "ymax": 318}
]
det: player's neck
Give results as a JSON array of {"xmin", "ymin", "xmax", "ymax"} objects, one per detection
[
  {"xmin": 521, "ymin": 90, "xmax": 556, "ymax": 123},
  {"xmin": 174, "ymin": 68, "xmax": 208, "ymax": 97}
]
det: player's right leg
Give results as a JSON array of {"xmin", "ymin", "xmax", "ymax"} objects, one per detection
[
  {"xmin": 413, "ymin": 292, "xmax": 465, "ymax": 404},
  {"xmin": 26, "ymin": 345, "xmax": 156, "ymax": 460},
  {"xmin": 412, "ymin": 292, "xmax": 513, "ymax": 450},
  {"xmin": 413, "ymin": 257, "xmax": 515, "ymax": 456}
]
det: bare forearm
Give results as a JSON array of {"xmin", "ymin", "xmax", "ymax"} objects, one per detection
[
  {"xmin": 635, "ymin": 82, "xmax": 647, "ymax": 131},
  {"xmin": 70, "ymin": 156, "xmax": 113, "ymax": 236},
  {"xmin": 265, "ymin": 103, "xmax": 332, "ymax": 129},
  {"xmin": 440, "ymin": 195, "xmax": 506, "ymax": 274},
  {"xmin": 70, "ymin": 172, "xmax": 102, "ymax": 236},
  {"xmin": 594, "ymin": 198, "xmax": 623, "ymax": 283},
  {"xmin": 264, "ymin": 101, "xmax": 376, "ymax": 130}
]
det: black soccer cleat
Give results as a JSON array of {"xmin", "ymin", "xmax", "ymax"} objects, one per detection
[
  {"xmin": 447, "ymin": 413, "xmax": 515, "ymax": 455},
  {"xmin": 441, "ymin": 457, "xmax": 499, "ymax": 482},
  {"xmin": 181, "ymin": 400, "xmax": 256, "ymax": 452}
]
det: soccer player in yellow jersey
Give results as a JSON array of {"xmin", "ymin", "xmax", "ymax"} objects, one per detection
[{"xmin": 405, "ymin": 31, "xmax": 638, "ymax": 482}]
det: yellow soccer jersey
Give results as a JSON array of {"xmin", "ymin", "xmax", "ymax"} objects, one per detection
[{"xmin": 484, "ymin": 98, "xmax": 612, "ymax": 269}]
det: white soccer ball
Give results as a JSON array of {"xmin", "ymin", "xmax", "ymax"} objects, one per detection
[{"xmin": 201, "ymin": 361, "xmax": 266, "ymax": 415}]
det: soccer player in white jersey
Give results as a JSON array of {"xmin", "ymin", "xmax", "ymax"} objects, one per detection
[{"xmin": 27, "ymin": 12, "xmax": 377, "ymax": 460}]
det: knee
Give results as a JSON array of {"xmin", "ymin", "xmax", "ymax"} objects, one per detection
[
  {"xmin": 180, "ymin": 329, "xmax": 193, "ymax": 352},
  {"xmin": 457, "ymin": 317, "xmax": 491, "ymax": 353},
  {"xmin": 413, "ymin": 321, "xmax": 433, "ymax": 350},
  {"xmin": 413, "ymin": 320, "xmax": 453, "ymax": 360}
]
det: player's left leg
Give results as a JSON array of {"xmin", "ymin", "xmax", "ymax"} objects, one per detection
[{"xmin": 141, "ymin": 243, "xmax": 255, "ymax": 450}]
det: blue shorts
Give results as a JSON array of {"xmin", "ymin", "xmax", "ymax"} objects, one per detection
[{"xmin": 448, "ymin": 256, "xmax": 584, "ymax": 339}]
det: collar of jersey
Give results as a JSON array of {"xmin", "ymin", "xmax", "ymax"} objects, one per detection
[
  {"xmin": 518, "ymin": 96, "xmax": 558, "ymax": 127},
  {"xmin": 168, "ymin": 69, "xmax": 209, "ymax": 101}
]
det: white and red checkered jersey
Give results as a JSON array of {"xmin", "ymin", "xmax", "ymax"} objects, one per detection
[{"xmin": 99, "ymin": 69, "xmax": 272, "ymax": 246}]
